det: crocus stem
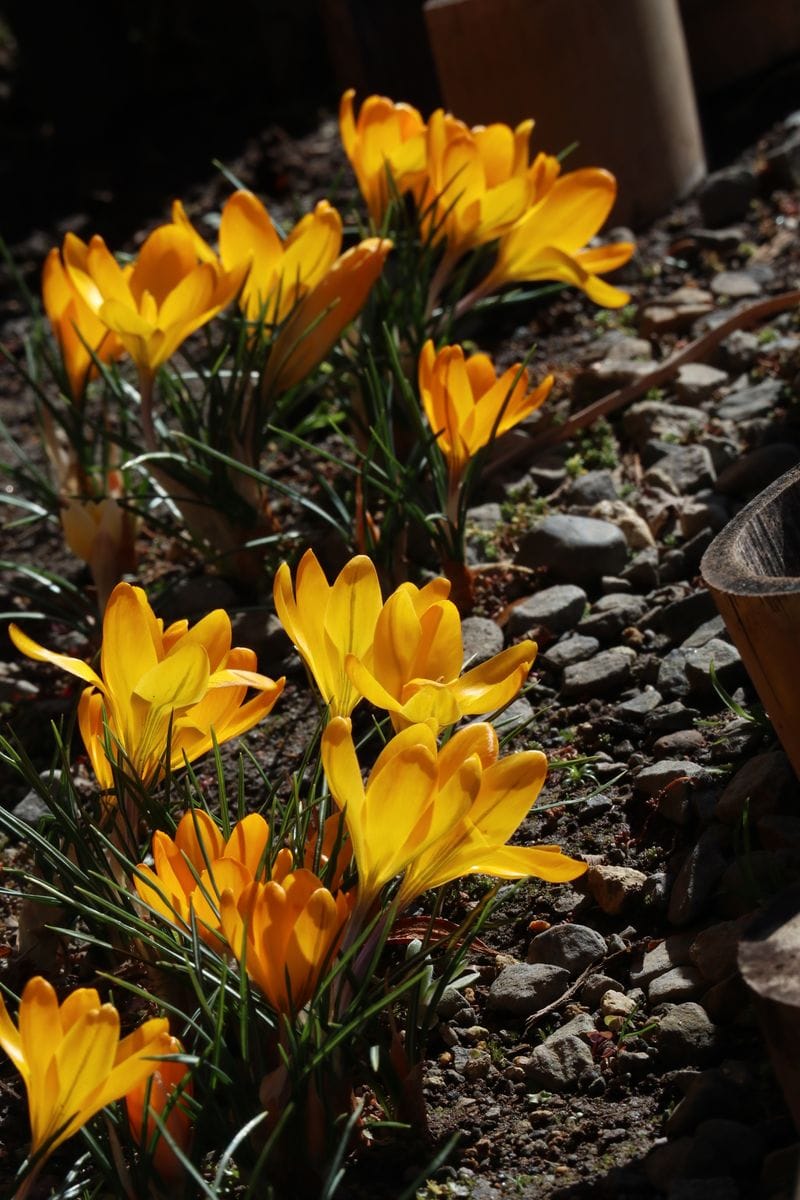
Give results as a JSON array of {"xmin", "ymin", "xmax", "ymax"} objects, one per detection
[
  {"xmin": 13, "ymin": 1159, "xmax": 42, "ymax": 1200},
  {"xmin": 425, "ymin": 250, "xmax": 457, "ymax": 320},
  {"xmin": 138, "ymin": 367, "xmax": 157, "ymax": 453},
  {"xmin": 453, "ymin": 278, "xmax": 493, "ymax": 322}
]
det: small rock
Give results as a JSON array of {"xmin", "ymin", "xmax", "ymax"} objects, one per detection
[
  {"xmin": 11, "ymin": 790, "xmax": 52, "ymax": 826},
  {"xmin": 644, "ymin": 445, "xmax": 716, "ymax": 494},
  {"xmin": 600, "ymin": 989, "xmax": 638, "ymax": 1020},
  {"xmin": 488, "ymin": 963, "xmax": 571, "ymax": 1016},
  {"xmin": 562, "ymin": 647, "xmax": 637, "ymax": 699},
  {"xmin": 527, "ymin": 923, "xmax": 607, "ymax": 976},
  {"xmin": 572, "ymin": 359, "xmax": 654, "ymax": 405},
  {"xmin": 652, "ymin": 729, "xmax": 706, "ymax": 759},
  {"xmin": 616, "ymin": 688, "xmax": 662, "ymax": 719},
  {"xmin": 621, "ymin": 547, "xmax": 660, "ymax": 590},
  {"xmin": 710, "ymin": 270, "xmax": 762, "ymax": 299},
  {"xmin": 578, "ymin": 593, "xmax": 649, "ymax": 640},
  {"xmin": 675, "ymin": 363, "xmax": 729, "ymax": 405},
  {"xmin": 648, "ymin": 965, "xmax": 704, "ymax": 1004},
  {"xmin": 584, "ymin": 865, "xmax": 648, "ymax": 915},
  {"xmin": 654, "ymin": 1002, "xmax": 721, "ymax": 1066},
  {"xmin": 668, "ymin": 828, "xmax": 730, "ymax": 926},
  {"xmin": 716, "ymin": 328, "xmax": 760, "ymax": 373},
  {"xmin": 716, "ymin": 377, "xmax": 784, "ymax": 422},
  {"xmin": 540, "ymin": 633, "xmax": 600, "ymax": 671},
  {"xmin": 505, "ymin": 584, "xmax": 588, "ymax": 638},
  {"xmin": 631, "ymin": 932, "xmax": 695, "ymax": 987},
  {"xmin": 566, "ymin": 469, "xmax": 619, "ymax": 506},
  {"xmin": 624, "ymin": 400, "xmax": 708, "ymax": 448},
  {"xmin": 526, "ymin": 1034, "xmax": 596, "ymax": 1092},
  {"xmin": 689, "ymin": 917, "xmax": 752, "ymax": 984},
  {"xmin": 684, "ymin": 639, "xmax": 745, "ymax": 697},
  {"xmin": 715, "ymin": 751, "xmax": 796, "ymax": 825},
  {"xmin": 635, "ymin": 759, "xmax": 708, "ymax": 798},
  {"xmin": 582, "ymin": 973, "xmax": 622, "ymax": 1007},
  {"xmin": 681, "ymin": 616, "xmax": 726, "ymax": 649},
  {"xmin": 492, "ymin": 696, "xmax": 535, "ymax": 735},
  {"xmin": 646, "ymin": 700, "xmax": 701, "ymax": 736},
  {"xmin": 697, "ymin": 166, "xmax": 758, "ymax": 226},
  {"xmin": 589, "ymin": 499, "xmax": 656, "ymax": 550},
  {"xmin": 646, "ymin": 588, "xmax": 717, "ymax": 644},
  {"xmin": 515, "ymin": 514, "xmax": 628, "ymax": 585},
  {"xmin": 656, "ymin": 650, "xmax": 691, "ymax": 698},
  {"xmin": 461, "ymin": 616, "xmax": 504, "ymax": 667}
]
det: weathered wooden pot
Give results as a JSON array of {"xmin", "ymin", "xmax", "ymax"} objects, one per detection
[
  {"xmin": 738, "ymin": 885, "xmax": 800, "ymax": 1135},
  {"xmin": 701, "ymin": 462, "xmax": 800, "ymax": 781},
  {"xmin": 423, "ymin": 0, "xmax": 706, "ymax": 226}
]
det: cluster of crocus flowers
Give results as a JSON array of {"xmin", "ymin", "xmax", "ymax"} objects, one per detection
[
  {"xmin": 0, "ymin": 975, "xmax": 172, "ymax": 1171},
  {"xmin": 175, "ymin": 190, "xmax": 392, "ymax": 398},
  {"xmin": 340, "ymin": 91, "xmax": 634, "ymax": 310},
  {"xmin": 274, "ymin": 550, "xmax": 536, "ymax": 729},
  {"xmin": 9, "ymin": 581, "xmax": 284, "ymax": 792},
  {"xmin": 134, "ymin": 810, "xmax": 271, "ymax": 943},
  {"xmin": 321, "ymin": 718, "xmax": 585, "ymax": 917},
  {"xmin": 418, "ymin": 338, "xmax": 553, "ymax": 506}
]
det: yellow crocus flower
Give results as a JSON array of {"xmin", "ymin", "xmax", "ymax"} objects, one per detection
[
  {"xmin": 345, "ymin": 576, "xmax": 537, "ymax": 732},
  {"xmin": 395, "ymin": 723, "xmax": 587, "ymax": 909},
  {"xmin": 475, "ymin": 168, "xmax": 635, "ymax": 309},
  {"xmin": 9, "ymin": 581, "xmax": 284, "ymax": 790},
  {"xmin": 0, "ymin": 976, "xmax": 171, "ymax": 1165},
  {"xmin": 418, "ymin": 338, "xmax": 553, "ymax": 488},
  {"xmin": 134, "ymin": 810, "xmax": 271, "ymax": 943},
  {"xmin": 419, "ymin": 109, "xmax": 534, "ymax": 266},
  {"xmin": 220, "ymin": 855, "xmax": 351, "ymax": 1014},
  {"xmin": 262, "ymin": 236, "xmax": 392, "ymax": 397},
  {"xmin": 62, "ymin": 222, "xmax": 247, "ymax": 378},
  {"xmin": 320, "ymin": 718, "xmax": 479, "ymax": 912},
  {"xmin": 42, "ymin": 244, "xmax": 125, "ymax": 401},
  {"xmin": 216, "ymin": 191, "xmax": 343, "ymax": 326},
  {"xmin": 273, "ymin": 549, "xmax": 383, "ymax": 718},
  {"xmin": 339, "ymin": 89, "xmax": 427, "ymax": 226}
]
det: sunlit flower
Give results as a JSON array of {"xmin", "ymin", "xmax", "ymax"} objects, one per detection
[
  {"xmin": 395, "ymin": 723, "xmax": 587, "ymax": 909},
  {"xmin": 345, "ymin": 576, "xmax": 537, "ymax": 731},
  {"xmin": 262, "ymin": 236, "xmax": 392, "ymax": 396},
  {"xmin": 0, "ymin": 975, "xmax": 171, "ymax": 1163},
  {"xmin": 419, "ymin": 109, "xmax": 535, "ymax": 264},
  {"xmin": 42, "ymin": 244, "xmax": 124, "ymax": 401},
  {"xmin": 321, "ymin": 718, "xmax": 477, "ymax": 912},
  {"xmin": 273, "ymin": 549, "xmax": 382, "ymax": 718},
  {"xmin": 62, "ymin": 222, "xmax": 247, "ymax": 378},
  {"xmin": 220, "ymin": 855, "xmax": 351, "ymax": 1013},
  {"xmin": 215, "ymin": 191, "xmax": 343, "ymax": 326},
  {"xmin": 474, "ymin": 168, "xmax": 634, "ymax": 308},
  {"xmin": 9, "ymin": 581, "xmax": 284, "ymax": 790},
  {"xmin": 418, "ymin": 339, "xmax": 553, "ymax": 487},
  {"xmin": 339, "ymin": 89, "xmax": 427, "ymax": 225},
  {"xmin": 126, "ymin": 1035, "xmax": 193, "ymax": 1183},
  {"xmin": 134, "ymin": 810, "xmax": 270, "ymax": 942}
]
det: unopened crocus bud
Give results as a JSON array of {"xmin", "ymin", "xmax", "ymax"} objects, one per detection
[{"xmin": 126, "ymin": 1036, "xmax": 193, "ymax": 1183}]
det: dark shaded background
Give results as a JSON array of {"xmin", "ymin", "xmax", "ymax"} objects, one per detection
[{"xmin": 1, "ymin": 0, "xmax": 798, "ymax": 244}]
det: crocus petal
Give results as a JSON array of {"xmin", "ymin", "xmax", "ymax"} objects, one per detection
[
  {"xmin": 470, "ymin": 843, "xmax": 587, "ymax": 882},
  {"xmin": 449, "ymin": 640, "xmax": 536, "ymax": 714},
  {"xmin": 9, "ymin": 624, "xmax": 103, "ymax": 690}
]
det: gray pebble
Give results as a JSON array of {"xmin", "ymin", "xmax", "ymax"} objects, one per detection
[
  {"xmin": 505, "ymin": 584, "xmax": 587, "ymax": 638},
  {"xmin": 461, "ymin": 616, "xmax": 504, "ymax": 667},
  {"xmin": 654, "ymin": 1002, "xmax": 721, "ymax": 1066},
  {"xmin": 527, "ymin": 923, "xmax": 606, "ymax": 977},
  {"xmin": 488, "ymin": 963, "xmax": 570, "ymax": 1016},
  {"xmin": 540, "ymin": 633, "xmax": 600, "ymax": 671},
  {"xmin": 562, "ymin": 647, "xmax": 637, "ymax": 699},
  {"xmin": 516, "ymin": 514, "xmax": 628, "ymax": 585}
]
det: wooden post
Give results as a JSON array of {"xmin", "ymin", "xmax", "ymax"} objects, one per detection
[
  {"xmin": 701, "ymin": 463, "xmax": 800, "ymax": 782},
  {"xmin": 423, "ymin": 0, "xmax": 706, "ymax": 227}
]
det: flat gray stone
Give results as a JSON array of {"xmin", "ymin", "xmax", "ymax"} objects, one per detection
[
  {"xmin": 505, "ymin": 584, "xmax": 587, "ymax": 638},
  {"xmin": 526, "ymin": 923, "xmax": 606, "ymax": 977},
  {"xmin": 697, "ymin": 166, "xmax": 758, "ymax": 226},
  {"xmin": 584, "ymin": 865, "xmax": 647, "ymax": 915},
  {"xmin": 644, "ymin": 444, "xmax": 716, "ymax": 494},
  {"xmin": 675, "ymin": 362, "xmax": 729, "ymax": 404},
  {"xmin": 526, "ymin": 1034, "xmax": 596, "ymax": 1092},
  {"xmin": 562, "ymin": 647, "xmax": 637, "ymax": 698},
  {"xmin": 630, "ymin": 932, "xmax": 695, "ymax": 987},
  {"xmin": 684, "ymin": 639, "xmax": 744, "ymax": 696},
  {"xmin": 654, "ymin": 1002, "xmax": 721, "ymax": 1066},
  {"xmin": 715, "ymin": 751, "xmax": 797, "ymax": 825},
  {"xmin": 540, "ymin": 634, "xmax": 600, "ymax": 671},
  {"xmin": 710, "ymin": 270, "xmax": 762, "ymax": 299},
  {"xmin": 716, "ymin": 377, "xmax": 783, "ymax": 421},
  {"xmin": 668, "ymin": 828, "xmax": 729, "ymax": 926},
  {"xmin": 648, "ymin": 965, "xmax": 704, "ymax": 1004},
  {"xmin": 515, "ymin": 514, "xmax": 628, "ymax": 585},
  {"xmin": 577, "ymin": 593, "xmax": 649, "ymax": 641},
  {"xmin": 488, "ymin": 963, "xmax": 570, "ymax": 1016}
]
